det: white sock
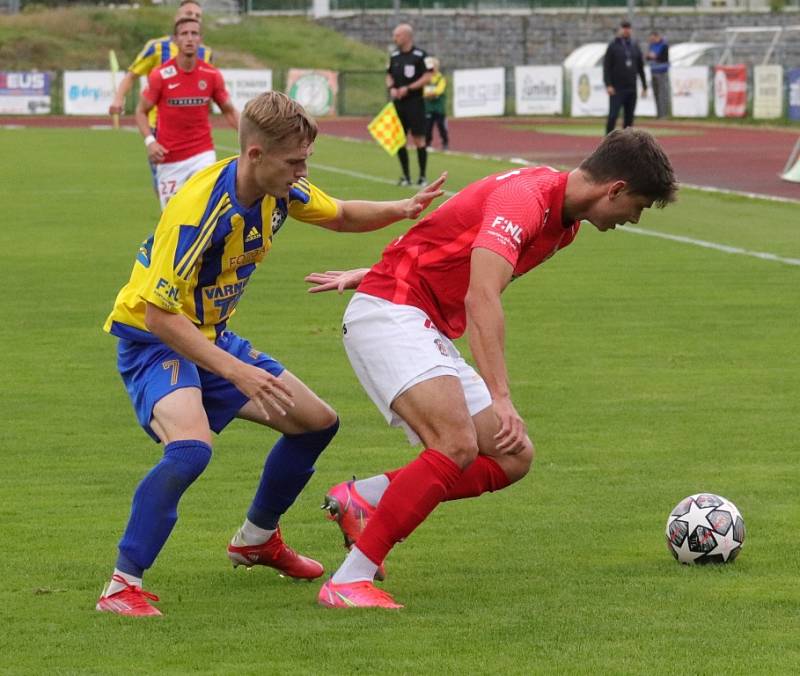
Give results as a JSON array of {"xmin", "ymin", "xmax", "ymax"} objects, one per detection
[
  {"xmin": 106, "ymin": 569, "xmax": 142, "ymax": 596},
  {"xmin": 232, "ymin": 519, "xmax": 276, "ymax": 546},
  {"xmin": 353, "ymin": 475, "xmax": 390, "ymax": 507},
  {"xmin": 331, "ymin": 546, "xmax": 379, "ymax": 584}
]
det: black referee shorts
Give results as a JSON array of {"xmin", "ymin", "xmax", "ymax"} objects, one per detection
[{"xmin": 395, "ymin": 97, "xmax": 427, "ymax": 138}]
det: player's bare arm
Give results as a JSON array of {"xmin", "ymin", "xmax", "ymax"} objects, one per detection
[
  {"xmin": 109, "ymin": 71, "xmax": 137, "ymax": 115},
  {"xmin": 143, "ymin": 303, "xmax": 294, "ymax": 419},
  {"xmin": 304, "ymin": 268, "xmax": 370, "ymax": 294},
  {"xmin": 135, "ymin": 96, "xmax": 168, "ymax": 163},
  {"xmin": 464, "ymin": 248, "xmax": 527, "ymax": 455},
  {"xmin": 316, "ymin": 172, "xmax": 447, "ymax": 232},
  {"xmin": 219, "ymin": 99, "xmax": 240, "ymax": 130}
]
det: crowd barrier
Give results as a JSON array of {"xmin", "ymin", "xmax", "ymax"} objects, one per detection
[{"xmin": 2, "ymin": 65, "xmax": 799, "ymax": 121}]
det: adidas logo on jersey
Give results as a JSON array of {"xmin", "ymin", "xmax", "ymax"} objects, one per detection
[{"xmin": 245, "ymin": 226, "xmax": 260, "ymax": 243}]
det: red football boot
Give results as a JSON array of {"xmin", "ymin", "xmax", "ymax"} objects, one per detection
[
  {"xmin": 322, "ymin": 479, "xmax": 386, "ymax": 581},
  {"xmin": 318, "ymin": 578, "xmax": 403, "ymax": 609},
  {"xmin": 227, "ymin": 526, "xmax": 324, "ymax": 580},
  {"xmin": 96, "ymin": 574, "xmax": 162, "ymax": 617}
]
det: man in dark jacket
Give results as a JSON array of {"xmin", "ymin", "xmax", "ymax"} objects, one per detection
[{"xmin": 603, "ymin": 20, "xmax": 647, "ymax": 134}]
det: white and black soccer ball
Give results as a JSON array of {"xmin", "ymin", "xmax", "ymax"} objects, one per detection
[{"xmin": 665, "ymin": 493, "xmax": 745, "ymax": 564}]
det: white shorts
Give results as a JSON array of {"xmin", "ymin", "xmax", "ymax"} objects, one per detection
[
  {"xmin": 343, "ymin": 292, "xmax": 492, "ymax": 445},
  {"xmin": 155, "ymin": 149, "xmax": 216, "ymax": 210}
]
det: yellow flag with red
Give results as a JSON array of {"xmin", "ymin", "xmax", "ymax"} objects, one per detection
[{"xmin": 367, "ymin": 102, "xmax": 406, "ymax": 156}]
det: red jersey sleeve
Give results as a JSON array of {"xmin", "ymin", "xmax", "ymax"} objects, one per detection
[
  {"xmin": 212, "ymin": 70, "xmax": 230, "ymax": 107},
  {"xmin": 471, "ymin": 175, "xmax": 545, "ymax": 268},
  {"xmin": 143, "ymin": 68, "xmax": 162, "ymax": 106}
]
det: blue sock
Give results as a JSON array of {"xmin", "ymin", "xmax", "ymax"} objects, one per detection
[
  {"xmin": 247, "ymin": 419, "xmax": 339, "ymax": 530},
  {"xmin": 116, "ymin": 440, "xmax": 212, "ymax": 577}
]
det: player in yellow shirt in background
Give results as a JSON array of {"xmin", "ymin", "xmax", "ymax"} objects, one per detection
[
  {"xmin": 423, "ymin": 57, "xmax": 449, "ymax": 152},
  {"xmin": 108, "ymin": 0, "xmax": 212, "ymax": 124},
  {"xmin": 96, "ymin": 91, "xmax": 446, "ymax": 617},
  {"xmin": 108, "ymin": 1, "xmax": 213, "ymax": 192}
]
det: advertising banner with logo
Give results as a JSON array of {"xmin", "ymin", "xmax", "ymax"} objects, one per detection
[
  {"xmin": 286, "ymin": 69, "xmax": 337, "ymax": 117},
  {"xmin": 514, "ymin": 66, "xmax": 563, "ymax": 115},
  {"xmin": 569, "ymin": 67, "xmax": 607, "ymax": 117},
  {"xmin": 714, "ymin": 65, "xmax": 747, "ymax": 118},
  {"xmin": 669, "ymin": 66, "xmax": 709, "ymax": 118},
  {"xmin": 789, "ymin": 69, "xmax": 800, "ymax": 121},
  {"xmin": 753, "ymin": 65, "xmax": 783, "ymax": 119},
  {"xmin": 452, "ymin": 68, "xmax": 505, "ymax": 118},
  {"xmin": 220, "ymin": 69, "xmax": 272, "ymax": 112},
  {"xmin": 0, "ymin": 71, "xmax": 51, "ymax": 114},
  {"xmin": 63, "ymin": 71, "xmax": 114, "ymax": 115}
]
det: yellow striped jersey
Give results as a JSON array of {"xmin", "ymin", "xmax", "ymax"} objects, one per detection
[
  {"xmin": 104, "ymin": 157, "xmax": 339, "ymax": 343},
  {"xmin": 128, "ymin": 36, "xmax": 213, "ymax": 128}
]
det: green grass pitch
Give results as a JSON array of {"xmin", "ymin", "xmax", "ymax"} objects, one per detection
[{"xmin": 1, "ymin": 126, "xmax": 799, "ymax": 674}]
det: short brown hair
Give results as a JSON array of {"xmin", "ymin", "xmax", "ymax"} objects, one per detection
[
  {"xmin": 240, "ymin": 91, "xmax": 318, "ymax": 152},
  {"xmin": 579, "ymin": 129, "xmax": 677, "ymax": 207},
  {"xmin": 174, "ymin": 17, "xmax": 200, "ymax": 35}
]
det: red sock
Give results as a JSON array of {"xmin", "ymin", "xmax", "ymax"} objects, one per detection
[
  {"xmin": 385, "ymin": 455, "xmax": 510, "ymax": 501},
  {"xmin": 357, "ymin": 449, "xmax": 461, "ymax": 566},
  {"xmin": 443, "ymin": 455, "xmax": 511, "ymax": 500}
]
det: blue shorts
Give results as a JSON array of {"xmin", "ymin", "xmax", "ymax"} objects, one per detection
[{"xmin": 117, "ymin": 331, "xmax": 284, "ymax": 442}]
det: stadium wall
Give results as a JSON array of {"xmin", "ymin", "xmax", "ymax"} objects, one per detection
[{"xmin": 318, "ymin": 11, "xmax": 800, "ymax": 69}]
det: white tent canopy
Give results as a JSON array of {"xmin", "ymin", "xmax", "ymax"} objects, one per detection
[
  {"xmin": 563, "ymin": 43, "xmax": 607, "ymax": 70},
  {"xmin": 564, "ymin": 41, "xmax": 723, "ymax": 69},
  {"xmin": 670, "ymin": 42, "xmax": 722, "ymax": 66}
]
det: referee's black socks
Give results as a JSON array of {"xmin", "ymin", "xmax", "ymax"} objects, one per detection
[
  {"xmin": 397, "ymin": 147, "xmax": 411, "ymax": 181},
  {"xmin": 417, "ymin": 146, "xmax": 428, "ymax": 179}
]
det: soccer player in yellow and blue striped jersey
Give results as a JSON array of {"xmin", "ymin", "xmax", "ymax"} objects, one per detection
[
  {"xmin": 96, "ymin": 91, "xmax": 447, "ymax": 617},
  {"xmin": 108, "ymin": 0, "xmax": 212, "ymax": 128}
]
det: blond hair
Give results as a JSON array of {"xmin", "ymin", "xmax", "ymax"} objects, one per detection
[{"xmin": 239, "ymin": 91, "xmax": 318, "ymax": 152}]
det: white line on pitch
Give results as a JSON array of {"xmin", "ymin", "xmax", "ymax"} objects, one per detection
[
  {"xmin": 622, "ymin": 227, "xmax": 800, "ymax": 266},
  {"xmin": 217, "ymin": 143, "xmax": 800, "ymax": 268}
]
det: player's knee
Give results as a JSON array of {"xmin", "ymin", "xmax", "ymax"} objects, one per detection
[
  {"xmin": 164, "ymin": 439, "xmax": 212, "ymax": 483},
  {"xmin": 502, "ymin": 436, "xmax": 535, "ymax": 484},
  {"xmin": 516, "ymin": 436, "xmax": 536, "ymax": 479},
  {"xmin": 309, "ymin": 403, "xmax": 338, "ymax": 433},
  {"xmin": 438, "ymin": 433, "xmax": 480, "ymax": 469},
  {"xmin": 319, "ymin": 405, "xmax": 339, "ymax": 430}
]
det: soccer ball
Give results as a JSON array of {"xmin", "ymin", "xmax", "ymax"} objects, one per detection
[{"xmin": 665, "ymin": 493, "xmax": 745, "ymax": 564}]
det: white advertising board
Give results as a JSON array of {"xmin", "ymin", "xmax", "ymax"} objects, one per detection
[
  {"xmin": 514, "ymin": 66, "xmax": 563, "ymax": 115},
  {"xmin": 753, "ymin": 65, "xmax": 783, "ymax": 120},
  {"xmin": 0, "ymin": 71, "xmax": 51, "ymax": 114},
  {"xmin": 570, "ymin": 67, "xmax": 607, "ymax": 117},
  {"xmin": 219, "ymin": 68, "xmax": 272, "ymax": 111},
  {"xmin": 669, "ymin": 67, "xmax": 709, "ymax": 118},
  {"xmin": 452, "ymin": 68, "xmax": 505, "ymax": 118},
  {"xmin": 63, "ymin": 71, "xmax": 114, "ymax": 115}
]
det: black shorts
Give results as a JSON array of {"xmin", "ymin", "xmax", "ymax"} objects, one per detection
[{"xmin": 395, "ymin": 97, "xmax": 427, "ymax": 138}]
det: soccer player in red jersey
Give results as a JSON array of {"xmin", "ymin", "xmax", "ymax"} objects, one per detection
[
  {"xmin": 136, "ymin": 17, "xmax": 238, "ymax": 209},
  {"xmin": 307, "ymin": 128, "xmax": 678, "ymax": 609}
]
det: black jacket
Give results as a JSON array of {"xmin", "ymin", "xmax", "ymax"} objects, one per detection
[{"xmin": 603, "ymin": 37, "xmax": 646, "ymax": 91}]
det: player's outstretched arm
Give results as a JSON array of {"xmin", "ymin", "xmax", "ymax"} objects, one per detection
[
  {"xmin": 304, "ymin": 268, "xmax": 370, "ymax": 294},
  {"xmin": 109, "ymin": 71, "xmax": 137, "ymax": 115},
  {"xmin": 319, "ymin": 172, "xmax": 447, "ymax": 233}
]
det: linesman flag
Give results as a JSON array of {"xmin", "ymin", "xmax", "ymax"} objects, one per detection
[
  {"xmin": 109, "ymin": 49, "xmax": 120, "ymax": 130},
  {"xmin": 367, "ymin": 102, "xmax": 406, "ymax": 156}
]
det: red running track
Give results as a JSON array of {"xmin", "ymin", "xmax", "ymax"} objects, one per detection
[
  {"xmin": 5, "ymin": 115, "xmax": 798, "ymax": 201},
  {"xmin": 319, "ymin": 117, "xmax": 800, "ymax": 202}
]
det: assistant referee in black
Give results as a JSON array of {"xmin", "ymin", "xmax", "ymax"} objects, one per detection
[{"xmin": 386, "ymin": 23, "xmax": 433, "ymax": 186}]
